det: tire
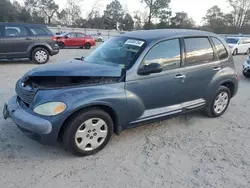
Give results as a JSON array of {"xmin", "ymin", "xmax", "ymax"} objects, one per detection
[
  {"xmin": 246, "ymin": 48, "xmax": 250, "ymax": 55},
  {"xmin": 243, "ymin": 70, "xmax": 250, "ymax": 78},
  {"xmin": 204, "ymin": 86, "xmax": 231, "ymax": 118},
  {"xmin": 85, "ymin": 43, "xmax": 91, "ymax": 49},
  {"xmin": 63, "ymin": 108, "xmax": 113, "ymax": 156},
  {"xmin": 32, "ymin": 47, "xmax": 50, "ymax": 64},
  {"xmin": 232, "ymin": 49, "xmax": 238, "ymax": 56},
  {"xmin": 58, "ymin": 42, "xmax": 65, "ymax": 49}
]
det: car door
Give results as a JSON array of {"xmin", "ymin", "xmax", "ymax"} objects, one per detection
[
  {"xmin": 77, "ymin": 33, "xmax": 86, "ymax": 46},
  {"xmin": 0, "ymin": 25, "xmax": 5, "ymax": 59},
  {"xmin": 237, "ymin": 38, "xmax": 247, "ymax": 53},
  {"xmin": 180, "ymin": 37, "xmax": 222, "ymax": 103},
  {"xmin": 3, "ymin": 24, "xmax": 32, "ymax": 58},
  {"xmin": 126, "ymin": 39, "xmax": 188, "ymax": 124},
  {"xmin": 65, "ymin": 33, "xmax": 77, "ymax": 46}
]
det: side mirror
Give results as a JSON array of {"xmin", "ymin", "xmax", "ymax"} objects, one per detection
[
  {"xmin": 138, "ymin": 63, "xmax": 162, "ymax": 75},
  {"xmin": 65, "ymin": 35, "xmax": 69, "ymax": 39}
]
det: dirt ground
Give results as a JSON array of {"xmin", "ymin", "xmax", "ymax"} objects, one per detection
[{"xmin": 0, "ymin": 48, "xmax": 250, "ymax": 188}]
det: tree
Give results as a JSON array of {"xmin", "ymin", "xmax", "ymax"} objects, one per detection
[
  {"xmin": 140, "ymin": 0, "xmax": 171, "ymax": 28},
  {"xmin": 120, "ymin": 13, "xmax": 134, "ymax": 31},
  {"xmin": 171, "ymin": 12, "xmax": 195, "ymax": 28},
  {"xmin": 203, "ymin": 6, "xmax": 224, "ymax": 27},
  {"xmin": 65, "ymin": 0, "xmax": 84, "ymax": 25},
  {"xmin": 228, "ymin": 0, "xmax": 250, "ymax": 28},
  {"xmin": 25, "ymin": 0, "xmax": 59, "ymax": 24},
  {"xmin": 104, "ymin": 0, "xmax": 124, "ymax": 29}
]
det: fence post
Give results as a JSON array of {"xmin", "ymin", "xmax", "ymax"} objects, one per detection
[{"xmin": 108, "ymin": 30, "xmax": 110, "ymax": 39}]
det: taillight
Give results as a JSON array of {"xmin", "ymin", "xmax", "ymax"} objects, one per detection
[
  {"xmin": 52, "ymin": 36, "xmax": 57, "ymax": 41},
  {"xmin": 236, "ymin": 73, "xmax": 240, "ymax": 81}
]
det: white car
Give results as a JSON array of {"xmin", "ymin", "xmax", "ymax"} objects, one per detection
[{"xmin": 226, "ymin": 37, "xmax": 250, "ymax": 55}]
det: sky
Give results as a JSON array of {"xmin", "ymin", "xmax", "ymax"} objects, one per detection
[{"xmin": 17, "ymin": 0, "xmax": 231, "ymax": 25}]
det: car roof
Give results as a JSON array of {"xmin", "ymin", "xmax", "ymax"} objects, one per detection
[
  {"xmin": 0, "ymin": 22, "xmax": 47, "ymax": 27},
  {"xmin": 121, "ymin": 29, "xmax": 217, "ymax": 43}
]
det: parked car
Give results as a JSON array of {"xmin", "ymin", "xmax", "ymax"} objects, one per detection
[
  {"xmin": 90, "ymin": 33, "xmax": 104, "ymax": 42},
  {"xmin": 3, "ymin": 29, "xmax": 239, "ymax": 156},
  {"xmin": 0, "ymin": 22, "xmax": 59, "ymax": 64},
  {"xmin": 55, "ymin": 32, "xmax": 96, "ymax": 49},
  {"xmin": 225, "ymin": 37, "xmax": 250, "ymax": 55}
]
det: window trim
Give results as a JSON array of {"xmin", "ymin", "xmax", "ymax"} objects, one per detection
[
  {"xmin": 4, "ymin": 25, "xmax": 29, "ymax": 38},
  {"xmin": 138, "ymin": 38, "xmax": 183, "ymax": 74},
  {"xmin": 210, "ymin": 36, "xmax": 229, "ymax": 61},
  {"xmin": 182, "ymin": 36, "xmax": 217, "ymax": 67}
]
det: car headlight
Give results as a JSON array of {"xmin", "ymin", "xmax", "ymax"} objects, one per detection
[{"xmin": 33, "ymin": 102, "xmax": 66, "ymax": 116}]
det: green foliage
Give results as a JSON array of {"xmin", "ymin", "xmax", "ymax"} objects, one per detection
[{"xmin": 104, "ymin": 0, "xmax": 124, "ymax": 29}]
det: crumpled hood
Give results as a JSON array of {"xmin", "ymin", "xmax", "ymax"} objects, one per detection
[{"xmin": 26, "ymin": 60, "xmax": 123, "ymax": 77}]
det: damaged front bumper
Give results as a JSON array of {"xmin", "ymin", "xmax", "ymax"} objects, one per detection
[{"xmin": 3, "ymin": 96, "xmax": 55, "ymax": 144}]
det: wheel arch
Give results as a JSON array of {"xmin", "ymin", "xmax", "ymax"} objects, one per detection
[
  {"xmin": 29, "ymin": 44, "xmax": 52, "ymax": 59},
  {"xmin": 58, "ymin": 104, "xmax": 120, "ymax": 142},
  {"xmin": 221, "ymin": 81, "xmax": 236, "ymax": 98}
]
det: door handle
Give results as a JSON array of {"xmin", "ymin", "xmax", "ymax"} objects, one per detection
[
  {"xmin": 213, "ymin": 67, "xmax": 221, "ymax": 71},
  {"xmin": 175, "ymin": 74, "xmax": 186, "ymax": 79}
]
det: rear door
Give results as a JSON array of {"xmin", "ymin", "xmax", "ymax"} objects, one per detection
[
  {"xmin": 0, "ymin": 25, "xmax": 5, "ymax": 58},
  {"xmin": 3, "ymin": 24, "xmax": 32, "ymax": 58},
  {"xmin": 76, "ymin": 33, "xmax": 86, "ymax": 46},
  {"xmin": 181, "ymin": 37, "xmax": 222, "ymax": 102}
]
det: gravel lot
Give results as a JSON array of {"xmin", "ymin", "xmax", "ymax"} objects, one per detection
[{"xmin": 0, "ymin": 48, "xmax": 250, "ymax": 188}]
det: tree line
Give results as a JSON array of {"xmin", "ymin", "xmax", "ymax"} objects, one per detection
[{"xmin": 1, "ymin": 0, "xmax": 250, "ymax": 34}]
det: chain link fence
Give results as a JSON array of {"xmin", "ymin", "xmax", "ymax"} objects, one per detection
[{"xmin": 48, "ymin": 26, "xmax": 120, "ymax": 40}]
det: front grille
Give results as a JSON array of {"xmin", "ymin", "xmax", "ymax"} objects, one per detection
[{"xmin": 15, "ymin": 80, "xmax": 35, "ymax": 105}]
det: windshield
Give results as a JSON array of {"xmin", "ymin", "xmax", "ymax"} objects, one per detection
[
  {"xmin": 85, "ymin": 37, "xmax": 146, "ymax": 69},
  {"xmin": 226, "ymin": 38, "xmax": 239, "ymax": 44}
]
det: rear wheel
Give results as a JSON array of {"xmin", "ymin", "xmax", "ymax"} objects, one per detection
[
  {"xmin": 204, "ymin": 86, "xmax": 231, "ymax": 118},
  {"xmin": 232, "ymin": 49, "xmax": 238, "ymax": 56},
  {"xmin": 63, "ymin": 109, "xmax": 113, "ymax": 156},
  {"xmin": 58, "ymin": 42, "xmax": 65, "ymax": 49},
  {"xmin": 85, "ymin": 43, "xmax": 91, "ymax": 49},
  {"xmin": 246, "ymin": 48, "xmax": 250, "ymax": 55},
  {"xmin": 32, "ymin": 47, "xmax": 49, "ymax": 64}
]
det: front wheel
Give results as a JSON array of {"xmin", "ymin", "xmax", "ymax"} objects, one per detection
[
  {"xmin": 246, "ymin": 48, "xmax": 250, "ymax": 55},
  {"xmin": 32, "ymin": 47, "xmax": 50, "ymax": 64},
  {"xmin": 204, "ymin": 86, "xmax": 231, "ymax": 118},
  {"xmin": 63, "ymin": 109, "xmax": 113, "ymax": 156}
]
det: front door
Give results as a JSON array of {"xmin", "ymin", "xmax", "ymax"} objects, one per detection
[
  {"xmin": 126, "ymin": 39, "xmax": 187, "ymax": 124},
  {"xmin": 3, "ymin": 24, "xmax": 32, "ymax": 58},
  {"xmin": 65, "ymin": 33, "xmax": 78, "ymax": 46}
]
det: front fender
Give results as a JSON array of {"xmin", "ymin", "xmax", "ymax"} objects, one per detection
[{"xmin": 33, "ymin": 83, "xmax": 127, "ymax": 128}]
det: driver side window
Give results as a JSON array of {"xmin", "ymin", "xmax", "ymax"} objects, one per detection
[{"xmin": 142, "ymin": 39, "xmax": 181, "ymax": 71}]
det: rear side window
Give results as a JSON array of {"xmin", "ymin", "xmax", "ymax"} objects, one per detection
[
  {"xmin": 5, "ymin": 25, "xmax": 28, "ymax": 37},
  {"xmin": 211, "ymin": 37, "xmax": 228, "ymax": 60},
  {"xmin": 184, "ymin": 37, "xmax": 214, "ymax": 65},
  {"xmin": 143, "ymin": 39, "xmax": 181, "ymax": 71},
  {"xmin": 77, "ymin": 33, "xmax": 86, "ymax": 38},
  {"xmin": 67, "ymin": 33, "xmax": 77, "ymax": 38},
  {"xmin": 29, "ymin": 27, "xmax": 47, "ymax": 35}
]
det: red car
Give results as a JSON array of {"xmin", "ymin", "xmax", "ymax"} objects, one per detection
[{"xmin": 53, "ymin": 32, "xmax": 96, "ymax": 49}]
